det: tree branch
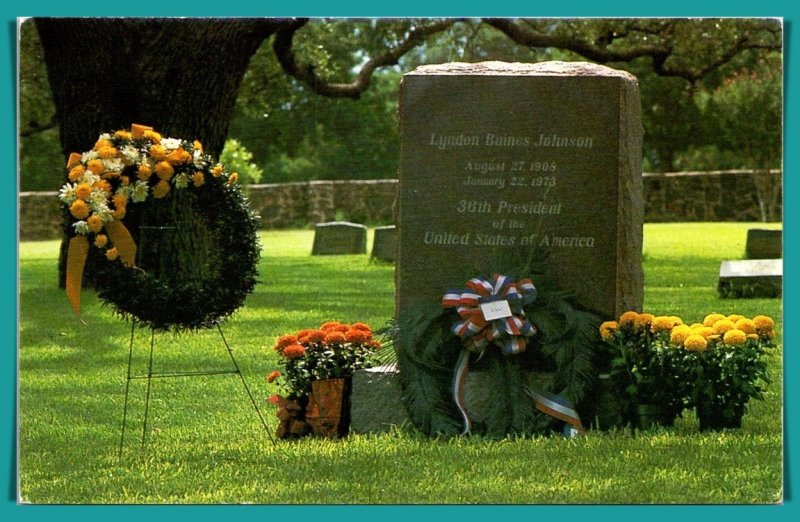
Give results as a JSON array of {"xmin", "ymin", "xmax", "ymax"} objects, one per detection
[
  {"xmin": 273, "ymin": 18, "xmax": 460, "ymax": 98},
  {"xmin": 485, "ymin": 18, "xmax": 781, "ymax": 83}
]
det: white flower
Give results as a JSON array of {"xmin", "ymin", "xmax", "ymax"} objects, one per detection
[
  {"xmin": 192, "ymin": 149, "xmax": 205, "ymax": 168},
  {"xmin": 161, "ymin": 137, "xmax": 182, "ymax": 150},
  {"xmin": 174, "ymin": 173, "xmax": 189, "ymax": 189},
  {"xmin": 81, "ymin": 150, "xmax": 99, "ymax": 163},
  {"xmin": 115, "ymin": 185, "xmax": 133, "ymax": 200},
  {"xmin": 120, "ymin": 145, "xmax": 141, "ymax": 164},
  {"xmin": 131, "ymin": 181, "xmax": 149, "ymax": 202},
  {"xmin": 72, "ymin": 221, "xmax": 90, "ymax": 235},
  {"xmin": 103, "ymin": 158, "xmax": 124, "ymax": 173},
  {"xmin": 98, "ymin": 133, "xmax": 111, "ymax": 141},
  {"xmin": 95, "ymin": 205, "xmax": 114, "ymax": 223},
  {"xmin": 81, "ymin": 171, "xmax": 101, "ymax": 185},
  {"xmin": 89, "ymin": 190, "xmax": 109, "ymax": 209},
  {"xmin": 58, "ymin": 183, "xmax": 76, "ymax": 204}
]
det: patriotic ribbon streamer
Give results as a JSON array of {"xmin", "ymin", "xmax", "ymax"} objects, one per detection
[
  {"xmin": 442, "ymin": 274, "xmax": 538, "ymax": 356},
  {"xmin": 525, "ymin": 386, "xmax": 586, "ymax": 435}
]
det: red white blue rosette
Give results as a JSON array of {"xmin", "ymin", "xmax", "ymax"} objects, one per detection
[{"xmin": 441, "ymin": 274, "xmax": 537, "ymax": 355}]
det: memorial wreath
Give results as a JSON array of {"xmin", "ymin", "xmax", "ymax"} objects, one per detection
[
  {"xmin": 59, "ymin": 124, "xmax": 260, "ymax": 331},
  {"xmin": 390, "ymin": 258, "xmax": 602, "ymax": 438}
]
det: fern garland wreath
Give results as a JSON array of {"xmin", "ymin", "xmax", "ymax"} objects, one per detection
[
  {"xmin": 59, "ymin": 125, "xmax": 261, "ymax": 332},
  {"xmin": 390, "ymin": 262, "xmax": 603, "ymax": 438}
]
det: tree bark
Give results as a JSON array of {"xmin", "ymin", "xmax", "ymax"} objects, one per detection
[{"xmin": 35, "ymin": 17, "xmax": 280, "ymax": 286}]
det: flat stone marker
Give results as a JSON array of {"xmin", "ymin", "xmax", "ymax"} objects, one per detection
[
  {"xmin": 311, "ymin": 221, "xmax": 367, "ymax": 255},
  {"xmin": 396, "ymin": 61, "xmax": 644, "ymax": 321},
  {"xmin": 371, "ymin": 225, "xmax": 398, "ymax": 262},
  {"xmin": 745, "ymin": 229, "xmax": 782, "ymax": 259},
  {"xmin": 718, "ymin": 259, "xmax": 782, "ymax": 298}
]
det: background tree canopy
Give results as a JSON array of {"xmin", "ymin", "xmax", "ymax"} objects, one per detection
[{"xmin": 20, "ymin": 17, "xmax": 782, "ymax": 191}]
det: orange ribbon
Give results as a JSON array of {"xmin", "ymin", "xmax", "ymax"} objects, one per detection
[{"xmin": 65, "ymin": 219, "xmax": 137, "ymax": 317}]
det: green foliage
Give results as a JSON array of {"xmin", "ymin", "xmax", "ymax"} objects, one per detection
[
  {"xmin": 219, "ymin": 139, "xmax": 263, "ymax": 184},
  {"xmin": 18, "ymin": 224, "xmax": 782, "ymax": 503}
]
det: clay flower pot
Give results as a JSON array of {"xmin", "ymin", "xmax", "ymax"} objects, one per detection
[
  {"xmin": 274, "ymin": 396, "xmax": 310, "ymax": 439},
  {"xmin": 305, "ymin": 377, "xmax": 352, "ymax": 438}
]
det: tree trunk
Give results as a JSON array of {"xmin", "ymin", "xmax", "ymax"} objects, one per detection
[{"xmin": 35, "ymin": 17, "xmax": 279, "ymax": 286}]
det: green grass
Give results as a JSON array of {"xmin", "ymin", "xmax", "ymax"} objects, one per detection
[{"xmin": 18, "ymin": 223, "xmax": 783, "ymax": 504}]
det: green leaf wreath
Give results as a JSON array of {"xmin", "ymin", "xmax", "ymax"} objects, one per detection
[{"xmin": 387, "ymin": 255, "xmax": 603, "ymax": 438}]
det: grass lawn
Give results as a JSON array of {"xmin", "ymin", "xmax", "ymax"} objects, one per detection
[{"xmin": 18, "ymin": 223, "xmax": 783, "ymax": 504}]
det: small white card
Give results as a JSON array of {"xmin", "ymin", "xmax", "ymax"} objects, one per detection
[{"xmin": 480, "ymin": 300, "xmax": 513, "ymax": 321}]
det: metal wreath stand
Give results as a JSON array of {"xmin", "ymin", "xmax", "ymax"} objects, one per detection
[{"xmin": 116, "ymin": 222, "xmax": 273, "ymax": 462}]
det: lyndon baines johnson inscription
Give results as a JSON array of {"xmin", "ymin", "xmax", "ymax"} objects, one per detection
[{"xmin": 397, "ymin": 62, "xmax": 644, "ymax": 320}]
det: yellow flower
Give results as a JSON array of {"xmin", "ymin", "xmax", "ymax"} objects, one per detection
[
  {"xmin": 669, "ymin": 324, "xmax": 692, "ymax": 346},
  {"xmin": 114, "ymin": 130, "xmax": 132, "ymax": 140},
  {"xmin": 747, "ymin": 333, "xmax": 760, "ymax": 342},
  {"xmin": 97, "ymin": 146, "xmax": 118, "ymax": 159},
  {"xmin": 121, "ymin": 176, "xmax": 130, "ymax": 186},
  {"xmin": 669, "ymin": 316, "xmax": 683, "ymax": 326},
  {"xmin": 689, "ymin": 323, "xmax": 704, "ymax": 330},
  {"xmin": 227, "ymin": 172, "xmax": 239, "ymax": 186},
  {"xmin": 138, "ymin": 164, "xmax": 153, "ymax": 181},
  {"xmin": 69, "ymin": 199, "xmax": 89, "ymax": 219},
  {"xmin": 150, "ymin": 144, "xmax": 167, "ymax": 160},
  {"xmin": 143, "ymin": 129, "xmax": 162, "ymax": 143},
  {"xmin": 684, "ymin": 334, "xmax": 708, "ymax": 352},
  {"xmin": 599, "ymin": 321, "xmax": 618, "ymax": 341},
  {"xmin": 74, "ymin": 182, "xmax": 93, "ymax": 200},
  {"xmin": 734, "ymin": 318, "xmax": 757, "ymax": 335},
  {"xmin": 68, "ymin": 164, "xmax": 85, "ymax": 182},
  {"xmin": 113, "ymin": 194, "xmax": 127, "ymax": 208},
  {"xmin": 155, "ymin": 161, "xmax": 175, "ymax": 180},
  {"xmin": 712, "ymin": 319, "xmax": 736, "ymax": 335},
  {"xmin": 94, "ymin": 234, "xmax": 108, "ymax": 248},
  {"xmin": 193, "ymin": 140, "xmax": 203, "ymax": 152},
  {"xmin": 94, "ymin": 138, "xmax": 113, "ymax": 150},
  {"xmin": 112, "ymin": 205, "xmax": 126, "ymax": 220},
  {"xmin": 191, "ymin": 171, "xmax": 205, "ymax": 187},
  {"xmin": 727, "ymin": 314, "xmax": 745, "ymax": 323},
  {"xmin": 753, "ymin": 315, "xmax": 775, "ymax": 335},
  {"xmin": 650, "ymin": 315, "xmax": 675, "ymax": 333},
  {"xmin": 153, "ymin": 180, "xmax": 171, "ymax": 199},
  {"xmin": 723, "ymin": 329, "xmax": 747, "ymax": 347},
  {"xmin": 692, "ymin": 326, "xmax": 715, "ymax": 340},
  {"xmin": 86, "ymin": 214, "xmax": 103, "ymax": 233},
  {"xmin": 211, "ymin": 164, "xmax": 223, "ymax": 177},
  {"xmin": 87, "ymin": 159, "xmax": 105, "ymax": 175},
  {"xmin": 93, "ymin": 179, "xmax": 112, "ymax": 194},
  {"xmin": 105, "ymin": 247, "xmax": 119, "ymax": 261},
  {"xmin": 703, "ymin": 313, "xmax": 726, "ymax": 327}
]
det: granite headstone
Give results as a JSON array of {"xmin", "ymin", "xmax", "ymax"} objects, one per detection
[
  {"xmin": 311, "ymin": 221, "xmax": 367, "ymax": 255},
  {"xmin": 396, "ymin": 61, "xmax": 644, "ymax": 320},
  {"xmin": 371, "ymin": 225, "xmax": 398, "ymax": 262},
  {"xmin": 745, "ymin": 228, "xmax": 782, "ymax": 259}
]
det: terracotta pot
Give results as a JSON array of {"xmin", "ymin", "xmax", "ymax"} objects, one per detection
[
  {"xmin": 274, "ymin": 396, "xmax": 310, "ymax": 439},
  {"xmin": 306, "ymin": 378, "xmax": 352, "ymax": 438}
]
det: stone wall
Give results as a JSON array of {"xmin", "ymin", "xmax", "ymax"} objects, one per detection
[
  {"xmin": 643, "ymin": 170, "xmax": 782, "ymax": 223},
  {"xmin": 19, "ymin": 172, "xmax": 781, "ymax": 241}
]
